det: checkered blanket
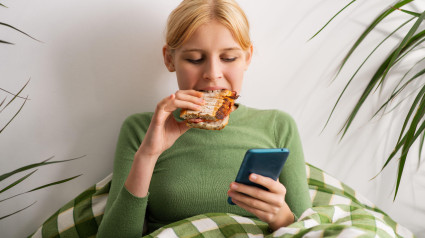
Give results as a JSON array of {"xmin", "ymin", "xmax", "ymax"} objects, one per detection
[{"xmin": 29, "ymin": 163, "xmax": 415, "ymax": 238}]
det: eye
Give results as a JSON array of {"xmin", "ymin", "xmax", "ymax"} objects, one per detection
[
  {"xmin": 221, "ymin": 57, "xmax": 237, "ymax": 62},
  {"xmin": 186, "ymin": 58, "xmax": 204, "ymax": 64}
]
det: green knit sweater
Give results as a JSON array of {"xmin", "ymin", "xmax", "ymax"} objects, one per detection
[{"xmin": 97, "ymin": 104, "xmax": 312, "ymax": 237}]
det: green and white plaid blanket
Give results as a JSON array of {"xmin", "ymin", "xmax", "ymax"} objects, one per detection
[{"xmin": 29, "ymin": 164, "xmax": 415, "ymax": 238}]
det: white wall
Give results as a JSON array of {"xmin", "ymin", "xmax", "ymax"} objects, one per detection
[{"xmin": 1, "ymin": 0, "xmax": 424, "ymax": 237}]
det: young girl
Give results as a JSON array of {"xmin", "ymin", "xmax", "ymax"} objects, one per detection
[{"xmin": 97, "ymin": 0, "xmax": 312, "ymax": 237}]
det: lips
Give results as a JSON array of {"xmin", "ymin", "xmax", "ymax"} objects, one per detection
[{"xmin": 198, "ymin": 86, "xmax": 228, "ymax": 91}]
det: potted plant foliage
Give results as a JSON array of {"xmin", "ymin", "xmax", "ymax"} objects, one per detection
[
  {"xmin": 1, "ymin": 2, "xmax": 83, "ymax": 220},
  {"xmin": 311, "ymin": 0, "xmax": 424, "ymax": 199}
]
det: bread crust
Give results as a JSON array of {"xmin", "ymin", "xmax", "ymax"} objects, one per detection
[{"xmin": 180, "ymin": 89, "xmax": 238, "ymax": 130}]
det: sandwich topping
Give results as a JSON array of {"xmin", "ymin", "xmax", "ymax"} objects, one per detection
[{"xmin": 180, "ymin": 89, "xmax": 239, "ymax": 130}]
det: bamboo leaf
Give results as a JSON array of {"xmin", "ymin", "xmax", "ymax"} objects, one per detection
[
  {"xmin": 323, "ymin": 17, "xmax": 414, "ymax": 131},
  {"xmin": 0, "ymin": 175, "xmax": 82, "ymax": 202},
  {"xmin": 0, "ymin": 95, "xmax": 27, "ymax": 134},
  {"xmin": 0, "ymin": 155, "xmax": 85, "ymax": 182},
  {"xmin": 309, "ymin": 0, "xmax": 357, "ymax": 41},
  {"xmin": 0, "ymin": 22, "xmax": 41, "ymax": 42},
  {"xmin": 0, "ymin": 170, "xmax": 37, "ymax": 194},
  {"xmin": 0, "ymin": 201, "xmax": 37, "ymax": 220},
  {"xmin": 0, "ymin": 78, "xmax": 30, "ymax": 113}
]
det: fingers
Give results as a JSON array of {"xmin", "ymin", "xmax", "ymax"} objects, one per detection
[
  {"xmin": 248, "ymin": 174, "xmax": 286, "ymax": 195},
  {"xmin": 159, "ymin": 90, "xmax": 204, "ymax": 113},
  {"xmin": 227, "ymin": 174, "xmax": 286, "ymax": 210}
]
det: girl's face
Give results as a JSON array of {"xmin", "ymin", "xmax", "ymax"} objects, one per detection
[{"xmin": 163, "ymin": 20, "xmax": 252, "ymax": 94}]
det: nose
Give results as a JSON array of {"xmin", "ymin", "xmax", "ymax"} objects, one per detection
[{"xmin": 203, "ymin": 58, "xmax": 223, "ymax": 81}]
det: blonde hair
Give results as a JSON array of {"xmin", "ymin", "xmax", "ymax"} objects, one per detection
[{"xmin": 166, "ymin": 0, "xmax": 251, "ymax": 50}]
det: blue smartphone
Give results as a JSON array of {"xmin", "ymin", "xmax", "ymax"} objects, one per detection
[{"xmin": 228, "ymin": 148, "xmax": 289, "ymax": 205}]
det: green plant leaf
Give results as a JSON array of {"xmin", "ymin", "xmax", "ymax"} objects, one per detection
[
  {"xmin": 377, "ymin": 87, "xmax": 425, "ymax": 174},
  {"xmin": 0, "ymin": 174, "xmax": 82, "ymax": 203},
  {"xmin": 0, "ymin": 155, "xmax": 85, "ymax": 182},
  {"xmin": 0, "ymin": 22, "xmax": 40, "ymax": 42},
  {"xmin": 0, "ymin": 3, "xmax": 7, "ymax": 8},
  {"xmin": 396, "ymin": 8, "xmax": 421, "ymax": 17},
  {"xmin": 373, "ymin": 61, "xmax": 425, "ymax": 118},
  {"xmin": 393, "ymin": 92, "xmax": 425, "ymax": 199},
  {"xmin": 323, "ymin": 17, "xmax": 414, "ymax": 131},
  {"xmin": 419, "ymin": 131, "xmax": 424, "ymax": 168},
  {"xmin": 309, "ymin": 0, "xmax": 357, "ymax": 41},
  {"xmin": 0, "ymin": 87, "xmax": 29, "ymax": 99},
  {"xmin": 0, "ymin": 39, "xmax": 13, "ymax": 45},
  {"xmin": 0, "ymin": 95, "xmax": 27, "ymax": 134},
  {"xmin": 0, "ymin": 78, "xmax": 30, "ymax": 113},
  {"xmin": 0, "ymin": 97, "xmax": 6, "ymax": 108},
  {"xmin": 340, "ymin": 26, "xmax": 425, "ymax": 138},
  {"xmin": 0, "ymin": 201, "xmax": 36, "ymax": 221},
  {"xmin": 335, "ymin": 0, "xmax": 414, "ymax": 79},
  {"xmin": 0, "ymin": 170, "xmax": 37, "ymax": 194},
  {"xmin": 379, "ymin": 10, "xmax": 425, "ymax": 86}
]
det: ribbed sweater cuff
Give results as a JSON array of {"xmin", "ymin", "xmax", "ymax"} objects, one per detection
[{"xmin": 98, "ymin": 187, "xmax": 148, "ymax": 238}]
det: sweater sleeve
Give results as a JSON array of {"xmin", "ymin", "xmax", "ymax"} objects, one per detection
[
  {"xmin": 97, "ymin": 113, "xmax": 152, "ymax": 238},
  {"xmin": 273, "ymin": 111, "xmax": 312, "ymax": 219}
]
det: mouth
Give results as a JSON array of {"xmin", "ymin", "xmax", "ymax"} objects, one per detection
[{"xmin": 198, "ymin": 86, "xmax": 228, "ymax": 91}]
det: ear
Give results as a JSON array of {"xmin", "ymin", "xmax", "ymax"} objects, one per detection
[
  {"xmin": 244, "ymin": 44, "xmax": 253, "ymax": 71},
  {"xmin": 163, "ymin": 45, "xmax": 175, "ymax": 72}
]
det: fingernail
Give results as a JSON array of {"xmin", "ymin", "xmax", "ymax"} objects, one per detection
[
  {"xmin": 251, "ymin": 174, "xmax": 257, "ymax": 180},
  {"xmin": 231, "ymin": 183, "xmax": 238, "ymax": 189}
]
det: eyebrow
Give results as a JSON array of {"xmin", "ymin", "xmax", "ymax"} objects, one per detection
[{"xmin": 181, "ymin": 47, "xmax": 242, "ymax": 53}]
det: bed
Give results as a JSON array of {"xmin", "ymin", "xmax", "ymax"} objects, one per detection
[{"xmin": 29, "ymin": 163, "xmax": 414, "ymax": 238}]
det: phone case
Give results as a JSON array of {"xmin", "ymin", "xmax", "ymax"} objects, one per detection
[{"xmin": 228, "ymin": 148, "xmax": 289, "ymax": 205}]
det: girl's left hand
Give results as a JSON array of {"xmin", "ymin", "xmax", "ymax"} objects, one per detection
[{"xmin": 227, "ymin": 173, "xmax": 295, "ymax": 231}]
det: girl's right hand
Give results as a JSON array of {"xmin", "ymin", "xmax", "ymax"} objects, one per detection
[{"xmin": 136, "ymin": 89, "xmax": 204, "ymax": 158}]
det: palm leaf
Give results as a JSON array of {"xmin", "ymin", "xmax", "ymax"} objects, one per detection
[
  {"xmin": 396, "ymin": 8, "xmax": 421, "ymax": 17},
  {"xmin": 0, "ymin": 39, "xmax": 13, "ymax": 45},
  {"xmin": 0, "ymin": 97, "xmax": 6, "ymax": 108},
  {"xmin": 341, "ymin": 26, "xmax": 425, "ymax": 137},
  {"xmin": 0, "ymin": 174, "xmax": 82, "ymax": 203},
  {"xmin": 377, "ymin": 84, "xmax": 425, "ymax": 173},
  {"xmin": 419, "ymin": 131, "xmax": 425, "ymax": 166},
  {"xmin": 334, "ymin": 0, "xmax": 414, "ymax": 79},
  {"xmin": 0, "ymin": 87, "xmax": 28, "ymax": 99},
  {"xmin": 394, "ymin": 92, "xmax": 425, "ymax": 199},
  {"xmin": 323, "ymin": 17, "xmax": 414, "ymax": 131},
  {"xmin": 0, "ymin": 78, "xmax": 30, "ymax": 113},
  {"xmin": 0, "ymin": 95, "xmax": 27, "ymax": 134},
  {"xmin": 0, "ymin": 22, "xmax": 40, "ymax": 42},
  {"xmin": 378, "ymin": 10, "xmax": 425, "ymax": 87},
  {"xmin": 373, "ymin": 60, "xmax": 425, "ymax": 118},
  {"xmin": 309, "ymin": 0, "xmax": 357, "ymax": 41},
  {"xmin": 0, "ymin": 170, "xmax": 37, "ymax": 194},
  {"xmin": 0, "ymin": 202, "xmax": 36, "ymax": 221},
  {"xmin": 0, "ymin": 155, "xmax": 85, "ymax": 182}
]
